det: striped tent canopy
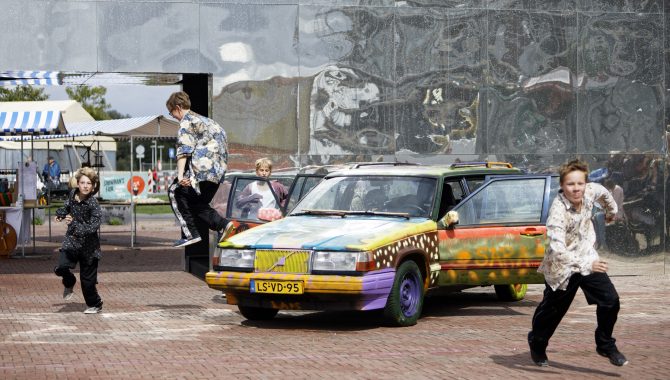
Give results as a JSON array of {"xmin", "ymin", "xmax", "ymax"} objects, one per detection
[
  {"xmin": 0, "ymin": 110, "xmax": 65, "ymax": 135},
  {"xmin": 65, "ymin": 115, "xmax": 179, "ymax": 139},
  {"xmin": 0, "ymin": 71, "xmax": 60, "ymax": 87}
]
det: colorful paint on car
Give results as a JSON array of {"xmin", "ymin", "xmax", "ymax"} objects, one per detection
[{"xmin": 206, "ymin": 163, "xmax": 554, "ymax": 326}]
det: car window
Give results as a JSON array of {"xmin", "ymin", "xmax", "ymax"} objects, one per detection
[
  {"xmin": 286, "ymin": 175, "xmax": 324, "ymax": 212},
  {"xmin": 230, "ymin": 177, "xmax": 282, "ymax": 222},
  {"xmin": 455, "ymin": 178, "xmax": 546, "ymax": 225},
  {"xmin": 465, "ymin": 177, "xmax": 485, "ymax": 193},
  {"xmin": 292, "ymin": 176, "xmax": 437, "ymax": 218},
  {"xmin": 438, "ymin": 179, "xmax": 465, "ymax": 217}
]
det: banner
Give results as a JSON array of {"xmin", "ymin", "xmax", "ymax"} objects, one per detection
[{"xmin": 100, "ymin": 171, "xmax": 152, "ymax": 201}]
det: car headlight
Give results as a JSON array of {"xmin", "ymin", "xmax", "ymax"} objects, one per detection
[
  {"xmin": 214, "ymin": 248, "xmax": 255, "ymax": 271},
  {"xmin": 312, "ymin": 251, "xmax": 373, "ymax": 273}
]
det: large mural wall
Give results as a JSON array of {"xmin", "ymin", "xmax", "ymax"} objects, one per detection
[{"xmin": 0, "ymin": 0, "xmax": 667, "ymax": 272}]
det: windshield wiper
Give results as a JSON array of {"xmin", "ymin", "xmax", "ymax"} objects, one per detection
[
  {"xmin": 291, "ymin": 209, "xmax": 347, "ymax": 217},
  {"xmin": 344, "ymin": 211, "xmax": 411, "ymax": 219}
]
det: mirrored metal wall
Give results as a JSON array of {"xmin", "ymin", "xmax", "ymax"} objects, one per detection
[{"xmin": 0, "ymin": 0, "xmax": 666, "ymax": 273}]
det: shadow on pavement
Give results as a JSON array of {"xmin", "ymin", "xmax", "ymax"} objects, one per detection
[
  {"xmin": 490, "ymin": 352, "xmax": 622, "ymax": 377},
  {"xmin": 422, "ymin": 291, "xmax": 538, "ymax": 318},
  {"xmin": 239, "ymin": 310, "xmax": 383, "ymax": 332}
]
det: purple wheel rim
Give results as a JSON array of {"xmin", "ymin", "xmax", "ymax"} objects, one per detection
[{"xmin": 399, "ymin": 272, "xmax": 420, "ymax": 317}]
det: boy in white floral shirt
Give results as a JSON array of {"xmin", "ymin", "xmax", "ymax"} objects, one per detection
[{"xmin": 528, "ymin": 159, "xmax": 628, "ymax": 367}]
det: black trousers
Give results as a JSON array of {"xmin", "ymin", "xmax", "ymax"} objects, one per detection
[
  {"xmin": 529, "ymin": 272, "xmax": 620, "ymax": 352},
  {"xmin": 54, "ymin": 250, "xmax": 102, "ymax": 308},
  {"xmin": 168, "ymin": 180, "xmax": 227, "ymax": 240}
]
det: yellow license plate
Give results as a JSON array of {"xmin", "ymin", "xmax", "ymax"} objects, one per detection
[{"xmin": 251, "ymin": 280, "xmax": 304, "ymax": 294}]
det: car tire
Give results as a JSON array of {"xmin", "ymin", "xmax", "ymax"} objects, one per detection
[
  {"xmin": 237, "ymin": 305, "xmax": 279, "ymax": 321},
  {"xmin": 494, "ymin": 283, "xmax": 528, "ymax": 301},
  {"xmin": 383, "ymin": 260, "xmax": 424, "ymax": 327}
]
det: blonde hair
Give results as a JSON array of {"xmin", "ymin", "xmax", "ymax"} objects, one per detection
[
  {"xmin": 255, "ymin": 157, "xmax": 273, "ymax": 171},
  {"xmin": 72, "ymin": 167, "xmax": 100, "ymax": 195}
]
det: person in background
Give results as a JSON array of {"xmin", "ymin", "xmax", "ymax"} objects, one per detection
[
  {"xmin": 42, "ymin": 156, "xmax": 61, "ymax": 187},
  {"xmin": 53, "ymin": 167, "xmax": 104, "ymax": 314},
  {"xmin": 603, "ymin": 179, "xmax": 625, "ymax": 222},
  {"xmin": 166, "ymin": 91, "xmax": 233, "ymax": 247},
  {"xmin": 235, "ymin": 158, "xmax": 288, "ymax": 219},
  {"xmin": 528, "ymin": 159, "xmax": 627, "ymax": 367}
]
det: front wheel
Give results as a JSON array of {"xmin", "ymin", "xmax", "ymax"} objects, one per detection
[
  {"xmin": 383, "ymin": 260, "xmax": 424, "ymax": 327},
  {"xmin": 237, "ymin": 305, "xmax": 279, "ymax": 321},
  {"xmin": 494, "ymin": 283, "xmax": 528, "ymax": 301}
]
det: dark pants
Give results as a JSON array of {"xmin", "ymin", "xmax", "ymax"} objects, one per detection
[
  {"xmin": 529, "ymin": 272, "xmax": 620, "ymax": 353},
  {"xmin": 54, "ymin": 250, "xmax": 102, "ymax": 308},
  {"xmin": 168, "ymin": 179, "xmax": 227, "ymax": 240}
]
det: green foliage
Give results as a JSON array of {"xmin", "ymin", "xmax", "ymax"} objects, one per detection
[
  {"xmin": 65, "ymin": 85, "xmax": 111, "ymax": 121},
  {"xmin": 107, "ymin": 217, "xmax": 123, "ymax": 225},
  {"xmin": 0, "ymin": 85, "xmax": 48, "ymax": 101},
  {"xmin": 32, "ymin": 216, "xmax": 44, "ymax": 226}
]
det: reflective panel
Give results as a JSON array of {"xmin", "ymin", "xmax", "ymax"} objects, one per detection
[
  {"xmin": 98, "ymin": 2, "xmax": 200, "ymax": 73},
  {"xmin": 487, "ymin": 0, "xmax": 577, "ymax": 10},
  {"xmin": 201, "ymin": 4, "xmax": 301, "ymax": 161},
  {"xmin": 0, "ymin": 1, "xmax": 97, "ymax": 71},
  {"xmin": 577, "ymin": 0, "xmax": 663, "ymax": 13},
  {"xmin": 395, "ymin": 8, "xmax": 486, "ymax": 156},
  {"xmin": 298, "ymin": 6, "xmax": 396, "ymax": 161},
  {"xmin": 576, "ymin": 12, "xmax": 664, "ymax": 153},
  {"xmin": 488, "ymin": 10, "xmax": 577, "ymax": 86}
]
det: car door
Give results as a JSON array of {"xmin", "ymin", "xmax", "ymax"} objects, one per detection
[
  {"xmin": 227, "ymin": 176, "xmax": 284, "ymax": 234},
  {"xmin": 437, "ymin": 175, "xmax": 554, "ymax": 287}
]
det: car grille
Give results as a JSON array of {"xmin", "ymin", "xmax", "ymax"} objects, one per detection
[{"xmin": 255, "ymin": 250, "xmax": 311, "ymax": 273}]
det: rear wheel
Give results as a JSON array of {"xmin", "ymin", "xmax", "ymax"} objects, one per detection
[
  {"xmin": 494, "ymin": 283, "xmax": 528, "ymax": 301},
  {"xmin": 383, "ymin": 260, "xmax": 424, "ymax": 326},
  {"xmin": 237, "ymin": 305, "xmax": 279, "ymax": 320}
]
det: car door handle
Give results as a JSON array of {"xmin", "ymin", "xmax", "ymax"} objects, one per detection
[{"xmin": 520, "ymin": 228, "xmax": 544, "ymax": 237}]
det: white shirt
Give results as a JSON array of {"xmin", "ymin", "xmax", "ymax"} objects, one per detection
[
  {"xmin": 250, "ymin": 181, "xmax": 276, "ymax": 209},
  {"xmin": 539, "ymin": 182, "xmax": 618, "ymax": 290}
]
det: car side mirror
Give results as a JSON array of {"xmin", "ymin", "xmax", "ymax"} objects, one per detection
[{"xmin": 439, "ymin": 210, "xmax": 459, "ymax": 229}]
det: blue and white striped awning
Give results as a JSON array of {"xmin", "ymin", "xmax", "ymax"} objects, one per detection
[
  {"xmin": 0, "ymin": 71, "xmax": 60, "ymax": 87},
  {"xmin": 0, "ymin": 110, "xmax": 65, "ymax": 135}
]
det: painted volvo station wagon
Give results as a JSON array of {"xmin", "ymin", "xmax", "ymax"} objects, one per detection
[{"xmin": 206, "ymin": 162, "xmax": 556, "ymax": 326}]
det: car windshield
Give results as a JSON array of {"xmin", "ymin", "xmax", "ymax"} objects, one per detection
[{"xmin": 290, "ymin": 176, "xmax": 437, "ymax": 218}]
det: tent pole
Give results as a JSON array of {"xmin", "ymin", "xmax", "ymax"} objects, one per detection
[
  {"xmin": 19, "ymin": 137, "xmax": 24, "ymax": 258},
  {"xmin": 130, "ymin": 136, "xmax": 135, "ymax": 248},
  {"xmin": 47, "ymin": 140, "xmax": 51, "ymax": 242}
]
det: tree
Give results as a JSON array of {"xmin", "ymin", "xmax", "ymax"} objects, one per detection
[
  {"xmin": 0, "ymin": 85, "xmax": 48, "ymax": 101},
  {"xmin": 65, "ymin": 85, "xmax": 111, "ymax": 120}
]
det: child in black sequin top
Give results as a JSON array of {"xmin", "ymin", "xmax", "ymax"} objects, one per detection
[{"xmin": 54, "ymin": 167, "xmax": 104, "ymax": 314}]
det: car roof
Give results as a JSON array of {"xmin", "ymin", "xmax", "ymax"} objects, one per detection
[{"xmin": 325, "ymin": 161, "xmax": 521, "ymax": 178}]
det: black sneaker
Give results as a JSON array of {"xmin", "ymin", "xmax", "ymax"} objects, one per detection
[
  {"xmin": 530, "ymin": 347, "xmax": 549, "ymax": 367},
  {"xmin": 528, "ymin": 332, "xmax": 548, "ymax": 366},
  {"xmin": 63, "ymin": 287, "xmax": 74, "ymax": 301},
  {"xmin": 597, "ymin": 347, "xmax": 628, "ymax": 366}
]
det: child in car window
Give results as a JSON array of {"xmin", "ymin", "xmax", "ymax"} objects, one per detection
[{"xmin": 235, "ymin": 158, "xmax": 287, "ymax": 219}]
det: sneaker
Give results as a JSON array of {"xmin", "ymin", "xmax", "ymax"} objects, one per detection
[
  {"xmin": 63, "ymin": 287, "xmax": 74, "ymax": 301},
  {"xmin": 597, "ymin": 347, "xmax": 628, "ymax": 366},
  {"xmin": 530, "ymin": 347, "xmax": 549, "ymax": 367},
  {"xmin": 174, "ymin": 236, "xmax": 202, "ymax": 248},
  {"xmin": 83, "ymin": 304, "xmax": 102, "ymax": 314},
  {"xmin": 528, "ymin": 332, "xmax": 549, "ymax": 367},
  {"xmin": 218, "ymin": 222, "xmax": 236, "ymax": 243}
]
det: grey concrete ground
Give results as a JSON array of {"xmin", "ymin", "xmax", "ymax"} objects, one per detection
[{"xmin": 0, "ymin": 216, "xmax": 668, "ymax": 379}]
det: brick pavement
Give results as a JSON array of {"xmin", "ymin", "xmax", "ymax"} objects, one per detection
[{"xmin": 0, "ymin": 216, "xmax": 669, "ymax": 379}]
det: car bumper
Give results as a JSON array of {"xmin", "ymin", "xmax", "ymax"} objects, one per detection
[{"xmin": 205, "ymin": 269, "xmax": 396, "ymax": 311}]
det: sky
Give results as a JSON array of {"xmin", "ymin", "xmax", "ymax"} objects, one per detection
[{"xmin": 44, "ymin": 85, "xmax": 180, "ymax": 118}]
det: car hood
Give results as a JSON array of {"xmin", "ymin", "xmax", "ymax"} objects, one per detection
[{"xmin": 223, "ymin": 215, "xmax": 436, "ymax": 251}]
